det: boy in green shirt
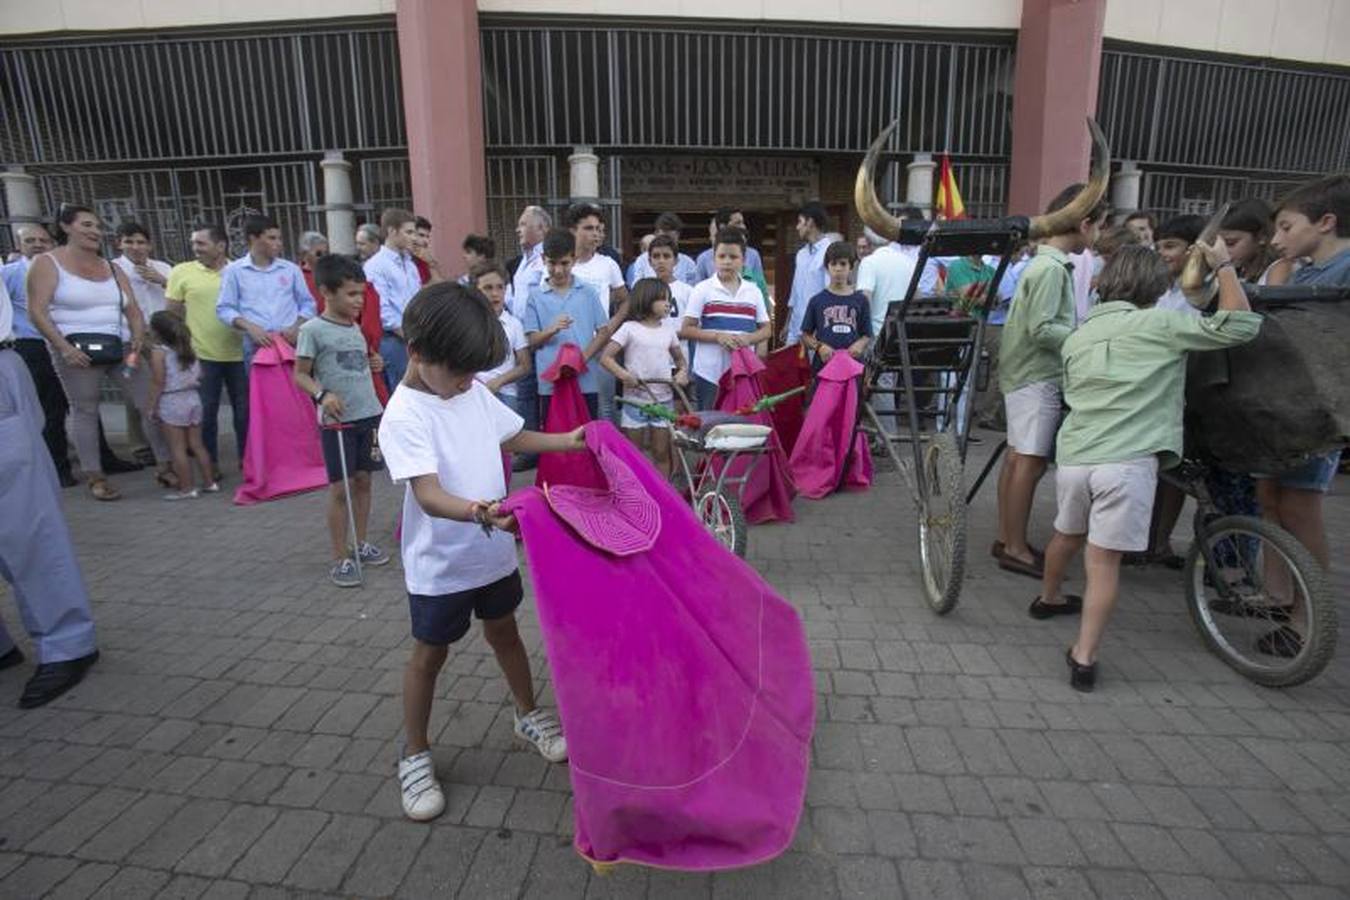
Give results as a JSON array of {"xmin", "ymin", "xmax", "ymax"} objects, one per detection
[
  {"xmin": 1035, "ymin": 242, "xmax": 1261, "ymax": 691},
  {"xmin": 994, "ymin": 185, "xmax": 1108, "ymax": 579}
]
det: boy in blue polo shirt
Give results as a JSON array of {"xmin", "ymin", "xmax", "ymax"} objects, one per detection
[{"xmin": 523, "ymin": 229, "xmax": 612, "ymax": 421}]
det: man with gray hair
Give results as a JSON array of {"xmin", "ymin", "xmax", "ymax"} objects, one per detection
[
  {"xmin": 504, "ymin": 204, "xmax": 552, "ymax": 470},
  {"xmin": 297, "ymin": 230, "xmax": 330, "ymax": 309}
]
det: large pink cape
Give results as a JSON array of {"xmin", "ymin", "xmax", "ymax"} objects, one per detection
[
  {"xmin": 536, "ymin": 343, "xmax": 602, "ymax": 490},
  {"xmin": 788, "ymin": 352, "xmax": 874, "ymax": 498},
  {"xmin": 503, "ymin": 423, "xmax": 814, "ymax": 870},
  {"xmin": 234, "ymin": 340, "xmax": 327, "ymax": 505},
  {"xmin": 712, "ymin": 348, "xmax": 796, "ymax": 523}
]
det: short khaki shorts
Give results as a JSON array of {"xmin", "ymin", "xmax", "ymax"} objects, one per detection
[
  {"xmin": 1054, "ymin": 456, "xmax": 1159, "ymax": 552},
  {"xmin": 1004, "ymin": 381, "xmax": 1062, "ymax": 457}
]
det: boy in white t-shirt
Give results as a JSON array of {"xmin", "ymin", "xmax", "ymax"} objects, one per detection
[
  {"xmin": 378, "ymin": 282, "xmax": 584, "ymax": 822},
  {"xmin": 470, "ymin": 262, "xmax": 531, "ymax": 411},
  {"xmin": 567, "ymin": 203, "xmax": 629, "ymax": 424}
]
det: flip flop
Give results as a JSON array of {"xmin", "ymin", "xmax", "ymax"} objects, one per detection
[
  {"xmin": 996, "ymin": 548, "xmax": 1044, "ymax": 579},
  {"xmin": 991, "ymin": 541, "xmax": 1045, "ymax": 561},
  {"xmin": 1029, "ymin": 594, "xmax": 1083, "ymax": 619}
]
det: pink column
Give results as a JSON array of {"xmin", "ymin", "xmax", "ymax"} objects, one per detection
[
  {"xmin": 396, "ymin": 0, "xmax": 487, "ymax": 278},
  {"xmin": 1008, "ymin": 0, "xmax": 1108, "ymax": 216}
]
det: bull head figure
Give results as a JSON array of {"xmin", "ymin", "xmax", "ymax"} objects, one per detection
[
  {"xmin": 855, "ymin": 118, "xmax": 1112, "ymax": 241},
  {"xmin": 1179, "ymin": 202, "xmax": 1231, "ymax": 308}
]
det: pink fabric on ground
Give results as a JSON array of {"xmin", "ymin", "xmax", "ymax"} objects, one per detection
[
  {"xmin": 536, "ymin": 343, "xmax": 603, "ymax": 490},
  {"xmin": 788, "ymin": 352, "xmax": 873, "ymax": 498},
  {"xmin": 234, "ymin": 339, "xmax": 327, "ymax": 505},
  {"xmin": 712, "ymin": 348, "xmax": 796, "ymax": 523},
  {"xmin": 503, "ymin": 422, "xmax": 814, "ymax": 870}
]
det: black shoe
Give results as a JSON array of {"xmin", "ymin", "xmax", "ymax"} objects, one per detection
[
  {"xmin": 101, "ymin": 456, "xmax": 144, "ymax": 474},
  {"xmin": 1255, "ymin": 626, "xmax": 1302, "ymax": 659},
  {"xmin": 1065, "ymin": 648, "xmax": 1096, "ymax": 692},
  {"xmin": 18, "ymin": 651, "xmax": 99, "ymax": 709},
  {"xmin": 1029, "ymin": 595, "xmax": 1083, "ymax": 620},
  {"xmin": 58, "ymin": 471, "xmax": 79, "ymax": 488},
  {"xmin": 0, "ymin": 647, "xmax": 23, "ymax": 671}
]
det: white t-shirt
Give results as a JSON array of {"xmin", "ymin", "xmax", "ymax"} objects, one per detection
[
  {"xmin": 378, "ymin": 381, "xmax": 524, "ymax": 596},
  {"xmin": 856, "ymin": 244, "xmax": 919, "ymax": 336},
  {"xmin": 571, "ymin": 253, "xmax": 625, "ymax": 315},
  {"xmin": 476, "ymin": 310, "xmax": 529, "ymax": 397},
  {"xmin": 683, "ymin": 275, "xmax": 770, "ymax": 386},
  {"xmin": 666, "ymin": 280, "xmax": 692, "ymax": 319},
  {"xmin": 611, "ymin": 319, "xmax": 679, "ymax": 402},
  {"xmin": 1154, "ymin": 280, "xmax": 1200, "ymax": 316},
  {"xmin": 112, "ymin": 255, "xmax": 172, "ymax": 321}
]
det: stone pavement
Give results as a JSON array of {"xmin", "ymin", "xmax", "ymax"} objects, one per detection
[{"xmin": 1, "ymin": 433, "xmax": 1348, "ymax": 900}]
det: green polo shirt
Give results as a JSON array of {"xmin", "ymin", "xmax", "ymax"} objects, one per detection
[
  {"xmin": 1056, "ymin": 301, "xmax": 1262, "ymax": 469},
  {"xmin": 998, "ymin": 245, "xmax": 1075, "ymax": 392}
]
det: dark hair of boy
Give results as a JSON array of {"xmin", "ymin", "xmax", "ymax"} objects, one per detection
[
  {"xmin": 313, "ymin": 252, "xmax": 366, "ymax": 293},
  {"xmin": 712, "ymin": 206, "xmax": 740, "ymax": 228},
  {"xmin": 1094, "ymin": 244, "xmax": 1172, "ymax": 308},
  {"xmin": 1045, "ymin": 183, "xmax": 1110, "ymax": 225},
  {"xmin": 714, "ymin": 228, "xmax": 747, "ymax": 253},
  {"xmin": 628, "ymin": 277, "xmax": 671, "ymax": 322},
  {"xmin": 150, "ymin": 309, "xmax": 197, "ymax": 368},
  {"xmin": 402, "ymin": 282, "xmax": 505, "ymax": 373},
  {"xmin": 462, "ymin": 233, "xmax": 496, "ymax": 257},
  {"xmin": 415, "ymin": 216, "xmax": 432, "ymax": 231},
  {"xmin": 797, "ymin": 202, "xmax": 829, "ymax": 231},
  {"xmin": 566, "ymin": 203, "xmax": 605, "ymax": 229},
  {"xmin": 654, "ymin": 212, "xmax": 683, "ymax": 233},
  {"xmin": 469, "ymin": 260, "xmax": 511, "ymax": 285},
  {"xmin": 1155, "ymin": 214, "xmax": 1207, "ymax": 245},
  {"xmin": 116, "ymin": 220, "xmax": 151, "ymax": 241},
  {"xmin": 1278, "ymin": 174, "xmax": 1350, "ymax": 237},
  {"xmin": 242, "ymin": 214, "xmax": 278, "ymax": 241},
  {"xmin": 1220, "ymin": 198, "xmax": 1273, "ymax": 237},
  {"xmin": 542, "ymin": 228, "xmax": 576, "ymax": 259},
  {"xmin": 380, "ymin": 207, "xmax": 416, "ymax": 233},
  {"xmin": 649, "ymin": 233, "xmax": 678, "ymax": 255},
  {"xmin": 1123, "ymin": 210, "xmax": 1157, "ymax": 229},
  {"xmin": 194, "ymin": 223, "xmax": 228, "ymax": 245},
  {"xmin": 824, "ymin": 239, "xmax": 859, "ymax": 267}
]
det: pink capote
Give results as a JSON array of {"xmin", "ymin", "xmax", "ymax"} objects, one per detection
[
  {"xmin": 788, "ymin": 352, "xmax": 874, "ymax": 498},
  {"xmin": 762, "ymin": 345, "xmax": 812, "ymax": 455},
  {"xmin": 712, "ymin": 348, "xmax": 796, "ymax": 523},
  {"xmin": 536, "ymin": 343, "xmax": 602, "ymax": 490},
  {"xmin": 234, "ymin": 339, "xmax": 328, "ymax": 505},
  {"xmin": 503, "ymin": 422, "xmax": 814, "ymax": 870}
]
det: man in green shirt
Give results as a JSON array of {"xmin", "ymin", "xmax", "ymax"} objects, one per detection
[
  {"xmin": 994, "ymin": 185, "xmax": 1108, "ymax": 579},
  {"xmin": 1034, "ymin": 242, "xmax": 1261, "ymax": 691}
]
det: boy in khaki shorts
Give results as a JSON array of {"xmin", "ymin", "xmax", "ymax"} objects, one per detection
[{"xmin": 1034, "ymin": 242, "xmax": 1261, "ymax": 691}]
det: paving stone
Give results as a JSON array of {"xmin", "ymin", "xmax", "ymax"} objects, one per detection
[
  {"xmin": 175, "ymin": 804, "xmax": 279, "ymax": 877},
  {"xmin": 458, "ymin": 828, "xmax": 538, "ymax": 898},
  {"xmin": 127, "ymin": 798, "xmax": 233, "ymax": 870},
  {"xmin": 836, "ymin": 856, "xmax": 900, "ymax": 897},
  {"xmin": 46, "ymin": 861, "xmax": 118, "ymax": 900},
  {"xmin": 87, "ymin": 865, "xmax": 173, "ymax": 899},
  {"xmin": 284, "ymin": 815, "xmax": 378, "ymax": 892},
  {"xmin": 229, "ymin": 809, "xmax": 328, "ymax": 884},
  {"xmin": 78, "ymin": 792, "xmax": 187, "ymax": 861}
]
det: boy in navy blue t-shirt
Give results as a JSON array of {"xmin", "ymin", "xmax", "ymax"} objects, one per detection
[{"xmin": 800, "ymin": 240, "xmax": 872, "ymax": 373}]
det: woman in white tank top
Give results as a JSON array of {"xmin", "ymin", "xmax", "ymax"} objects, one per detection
[{"xmin": 27, "ymin": 204, "xmax": 148, "ymax": 501}]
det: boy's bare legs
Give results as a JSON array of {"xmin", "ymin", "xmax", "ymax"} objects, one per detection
[
  {"xmin": 1000, "ymin": 450, "xmax": 1048, "ymax": 564},
  {"xmin": 995, "ymin": 452, "xmax": 1014, "ymax": 548},
  {"xmin": 650, "ymin": 427, "xmax": 672, "ymax": 478},
  {"xmin": 326, "ymin": 483, "xmax": 349, "ymax": 561},
  {"xmin": 1071, "ymin": 543, "xmax": 1124, "ymax": 665},
  {"xmin": 1039, "ymin": 530, "xmax": 1085, "ymax": 606},
  {"xmin": 1147, "ymin": 482, "xmax": 1187, "ymax": 560},
  {"xmin": 482, "ymin": 614, "xmax": 536, "ymax": 714},
  {"xmin": 403, "ymin": 640, "xmax": 449, "ymax": 755},
  {"xmin": 352, "ymin": 471, "xmax": 372, "ymax": 545},
  {"xmin": 1275, "ymin": 487, "xmax": 1329, "ymax": 568}
]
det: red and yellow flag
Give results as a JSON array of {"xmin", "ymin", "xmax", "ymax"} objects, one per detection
[{"xmin": 935, "ymin": 154, "xmax": 966, "ymax": 221}]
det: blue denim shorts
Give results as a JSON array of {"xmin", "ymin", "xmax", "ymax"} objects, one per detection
[
  {"xmin": 1272, "ymin": 449, "xmax": 1342, "ymax": 493},
  {"xmin": 620, "ymin": 398, "xmax": 674, "ymax": 429},
  {"xmin": 408, "ymin": 571, "xmax": 523, "ymax": 645}
]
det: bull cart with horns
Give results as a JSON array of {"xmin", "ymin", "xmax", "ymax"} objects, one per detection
[{"xmin": 851, "ymin": 118, "xmax": 1112, "ymax": 615}]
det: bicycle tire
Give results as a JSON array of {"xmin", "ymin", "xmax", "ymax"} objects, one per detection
[
  {"xmin": 696, "ymin": 489, "xmax": 748, "ymax": 559},
  {"xmin": 918, "ymin": 430, "xmax": 966, "ymax": 615},
  {"xmin": 1184, "ymin": 514, "xmax": 1337, "ymax": 687}
]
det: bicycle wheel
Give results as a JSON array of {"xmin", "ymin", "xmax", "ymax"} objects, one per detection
[
  {"xmin": 696, "ymin": 489, "xmax": 748, "ymax": 558},
  {"xmin": 917, "ymin": 430, "xmax": 966, "ymax": 615},
  {"xmin": 1184, "ymin": 515, "xmax": 1337, "ymax": 687}
]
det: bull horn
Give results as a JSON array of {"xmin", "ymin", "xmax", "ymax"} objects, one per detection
[
  {"xmin": 1027, "ymin": 118, "xmax": 1112, "ymax": 239},
  {"xmin": 1180, "ymin": 202, "xmax": 1231, "ymax": 306},
  {"xmin": 854, "ymin": 120, "xmax": 904, "ymax": 241}
]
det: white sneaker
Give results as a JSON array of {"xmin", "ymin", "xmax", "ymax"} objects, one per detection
[
  {"xmin": 398, "ymin": 750, "xmax": 445, "ymax": 822},
  {"xmin": 514, "ymin": 708, "xmax": 568, "ymax": 762},
  {"xmin": 163, "ymin": 489, "xmax": 199, "ymax": 501}
]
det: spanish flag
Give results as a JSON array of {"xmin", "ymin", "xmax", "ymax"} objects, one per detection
[{"xmin": 935, "ymin": 154, "xmax": 966, "ymax": 221}]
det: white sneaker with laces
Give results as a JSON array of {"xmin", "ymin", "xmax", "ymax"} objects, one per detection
[
  {"xmin": 163, "ymin": 489, "xmax": 199, "ymax": 502},
  {"xmin": 514, "ymin": 708, "xmax": 567, "ymax": 762},
  {"xmin": 398, "ymin": 750, "xmax": 445, "ymax": 821}
]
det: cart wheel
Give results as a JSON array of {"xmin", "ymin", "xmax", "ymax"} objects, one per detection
[
  {"xmin": 917, "ymin": 431, "xmax": 966, "ymax": 615},
  {"xmin": 696, "ymin": 489, "xmax": 748, "ymax": 558},
  {"xmin": 1184, "ymin": 515, "xmax": 1337, "ymax": 687}
]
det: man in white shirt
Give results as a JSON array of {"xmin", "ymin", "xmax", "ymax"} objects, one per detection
[
  {"xmin": 363, "ymin": 208, "xmax": 423, "ymax": 392},
  {"xmin": 505, "ymin": 205, "xmax": 551, "ymax": 471},
  {"xmin": 567, "ymin": 203, "xmax": 629, "ymax": 424},
  {"xmin": 112, "ymin": 221, "xmax": 173, "ymax": 467},
  {"xmin": 784, "ymin": 203, "xmax": 833, "ymax": 344}
]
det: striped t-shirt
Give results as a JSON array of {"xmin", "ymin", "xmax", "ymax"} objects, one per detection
[{"xmin": 684, "ymin": 274, "xmax": 769, "ymax": 385}]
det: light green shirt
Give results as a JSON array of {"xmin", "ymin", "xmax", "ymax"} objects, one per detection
[
  {"xmin": 998, "ymin": 245, "xmax": 1075, "ymax": 392},
  {"xmin": 1056, "ymin": 301, "xmax": 1262, "ymax": 469}
]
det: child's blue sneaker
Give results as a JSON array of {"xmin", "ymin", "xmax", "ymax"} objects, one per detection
[
  {"xmin": 398, "ymin": 750, "xmax": 445, "ymax": 821},
  {"xmin": 357, "ymin": 542, "xmax": 391, "ymax": 567},
  {"xmin": 514, "ymin": 708, "xmax": 567, "ymax": 763},
  {"xmin": 330, "ymin": 558, "xmax": 362, "ymax": 588}
]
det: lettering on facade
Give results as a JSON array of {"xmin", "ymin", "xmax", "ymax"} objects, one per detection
[{"xmin": 621, "ymin": 156, "xmax": 819, "ymax": 198}]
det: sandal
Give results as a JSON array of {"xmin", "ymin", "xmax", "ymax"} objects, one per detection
[
  {"xmin": 155, "ymin": 469, "xmax": 180, "ymax": 490},
  {"xmin": 1029, "ymin": 594, "xmax": 1083, "ymax": 620},
  {"xmin": 996, "ymin": 547, "xmax": 1044, "ymax": 579},
  {"xmin": 991, "ymin": 541, "xmax": 1044, "ymax": 562},
  {"xmin": 88, "ymin": 478, "xmax": 121, "ymax": 502}
]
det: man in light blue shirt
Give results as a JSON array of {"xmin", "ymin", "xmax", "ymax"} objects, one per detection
[
  {"xmin": 363, "ymin": 207, "xmax": 423, "ymax": 392},
  {"xmin": 216, "ymin": 214, "xmax": 316, "ymax": 367},
  {"xmin": 694, "ymin": 207, "xmax": 765, "ymax": 282},
  {"xmin": 784, "ymin": 202, "xmax": 832, "ymax": 344}
]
